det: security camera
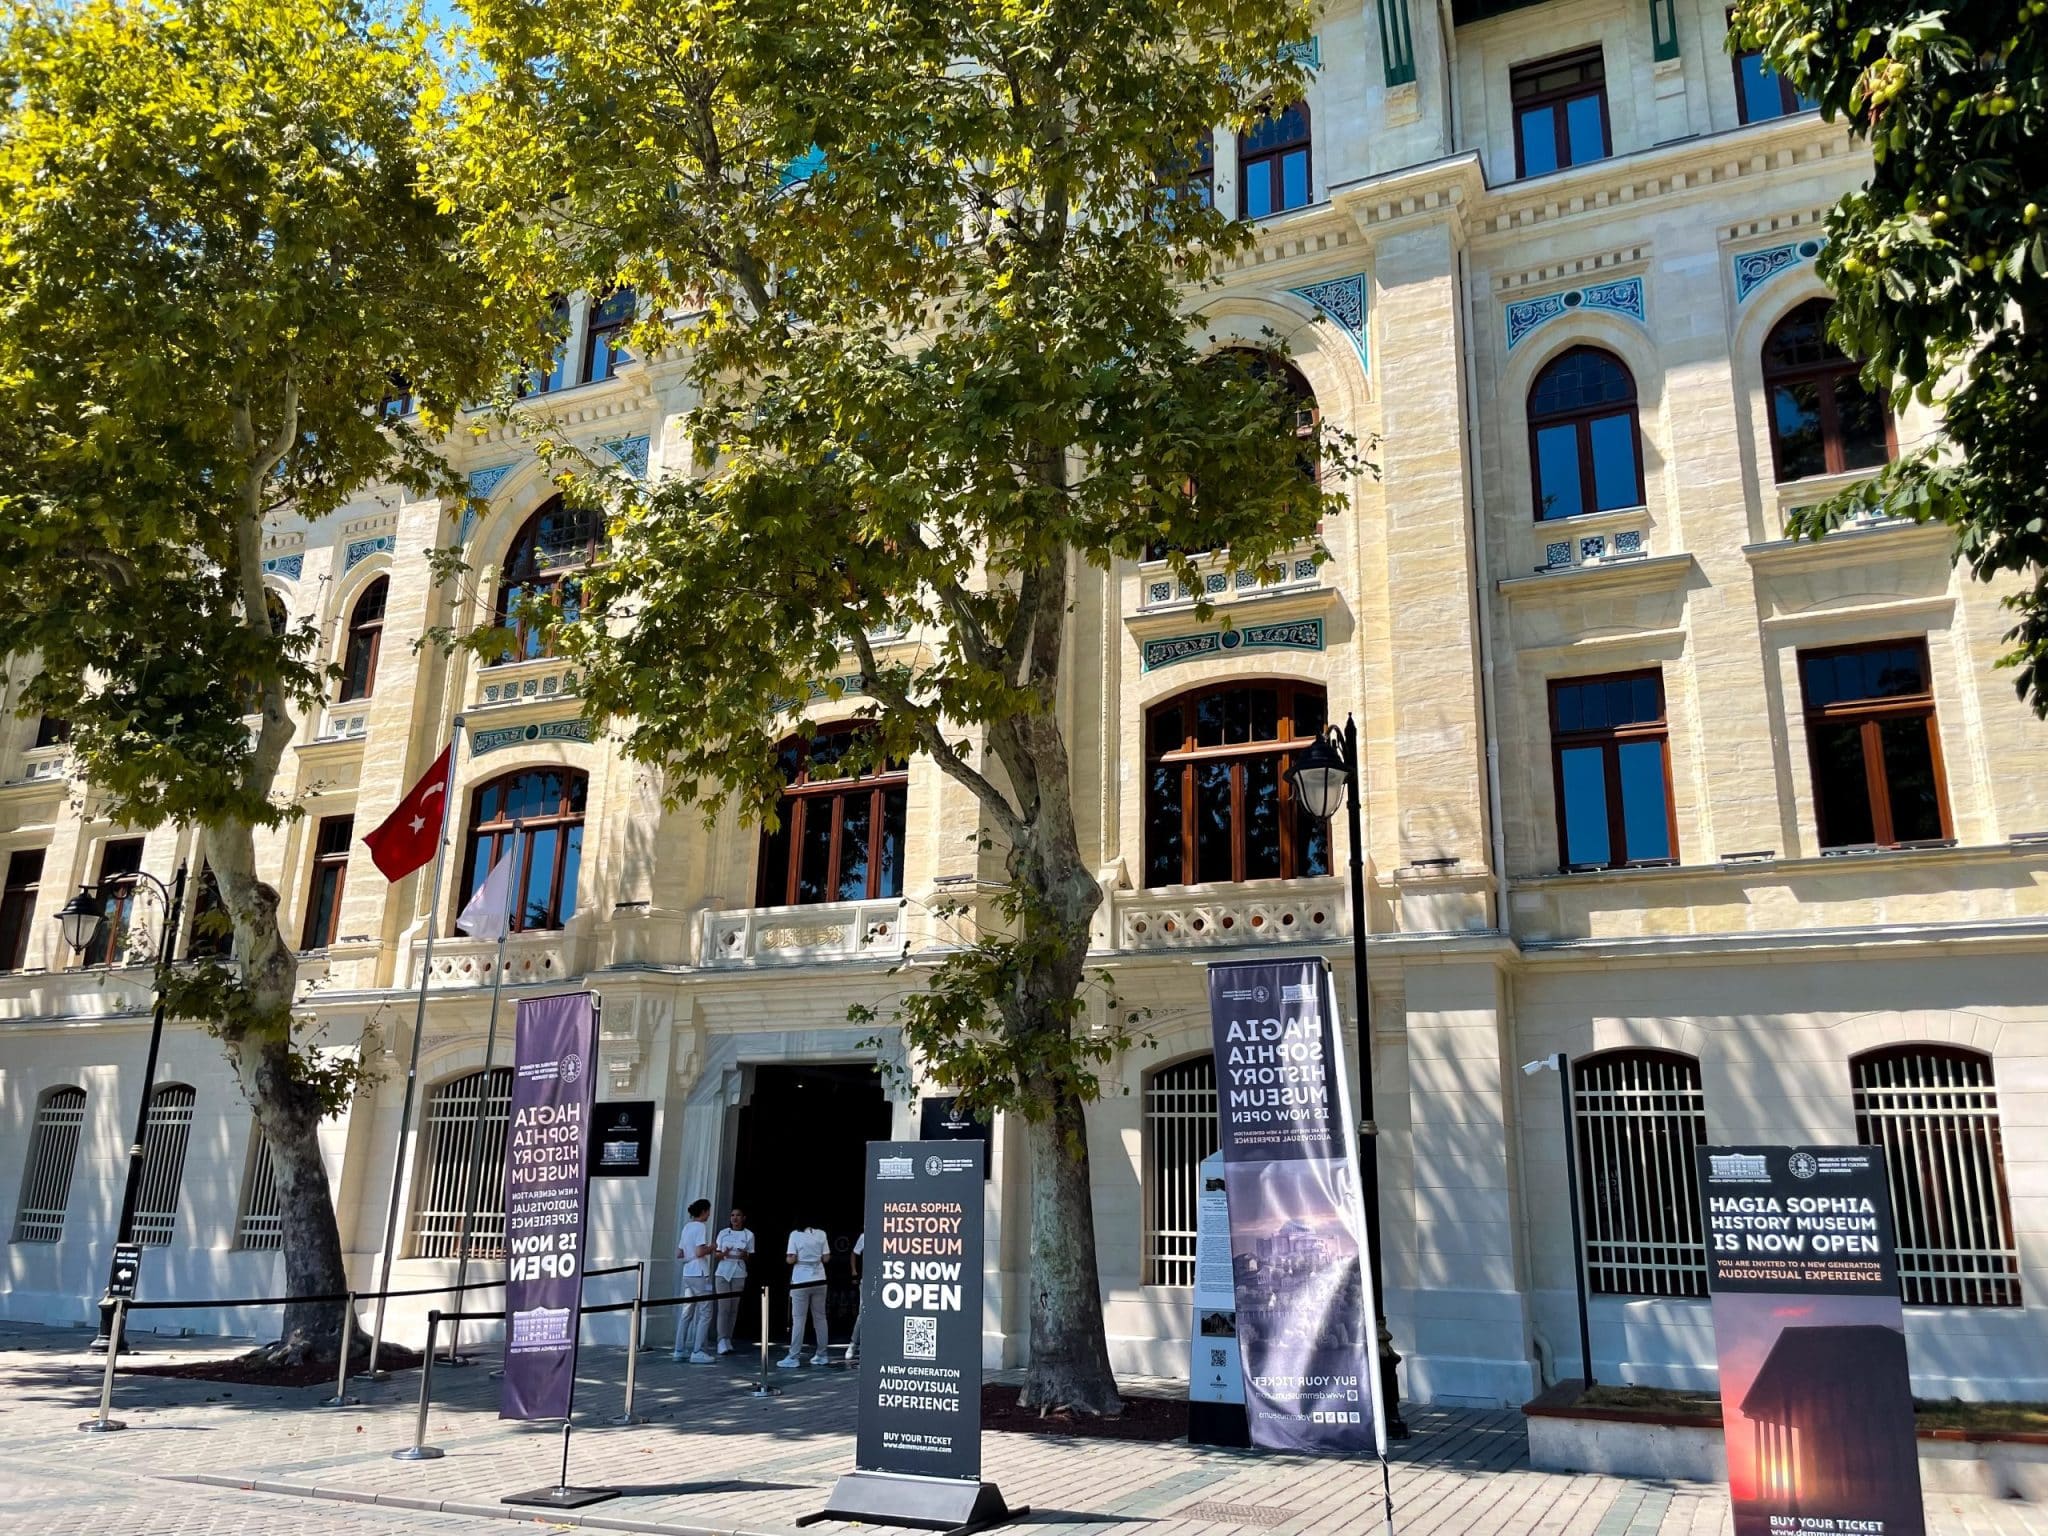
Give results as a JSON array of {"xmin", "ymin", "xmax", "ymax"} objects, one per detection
[{"xmin": 1521, "ymin": 1060, "xmax": 1547, "ymax": 1077}]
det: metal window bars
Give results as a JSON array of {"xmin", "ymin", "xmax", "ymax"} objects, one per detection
[
  {"xmin": 13, "ymin": 1087, "xmax": 86, "ymax": 1243},
  {"xmin": 1144, "ymin": 1054, "xmax": 1219, "ymax": 1287},
  {"xmin": 133, "ymin": 1084, "xmax": 196, "ymax": 1247},
  {"xmin": 1854, "ymin": 1047, "xmax": 2022, "ymax": 1308},
  {"xmin": 407, "ymin": 1067, "xmax": 514, "ymax": 1260},
  {"xmin": 237, "ymin": 1132, "xmax": 284, "ymax": 1251},
  {"xmin": 1571, "ymin": 1051, "xmax": 1709, "ymax": 1298}
]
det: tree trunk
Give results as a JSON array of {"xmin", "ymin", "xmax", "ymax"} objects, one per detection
[{"xmin": 1019, "ymin": 1085, "xmax": 1121, "ymax": 1415}]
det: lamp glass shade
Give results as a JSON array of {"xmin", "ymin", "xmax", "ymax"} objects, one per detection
[
  {"xmin": 1287, "ymin": 734, "xmax": 1349, "ymax": 821},
  {"xmin": 56, "ymin": 889, "xmax": 105, "ymax": 956}
]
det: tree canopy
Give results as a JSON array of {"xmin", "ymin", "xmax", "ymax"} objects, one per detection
[{"xmin": 1733, "ymin": 0, "xmax": 2048, "ymax": 710}]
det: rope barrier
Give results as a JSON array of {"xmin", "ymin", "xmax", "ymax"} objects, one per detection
[{"xmin": 121, "ymin": 1260, "xmax": 646, "ymax": 1313}]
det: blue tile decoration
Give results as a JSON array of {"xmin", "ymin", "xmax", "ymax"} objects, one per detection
[
  {"xmin": 1615, "ymin": 529, "xmax": 1644, "ymax": 556},
  {"xmin": 471, "ymin": 718, "xmax": 592, "ymax": 756},
  {"xmin": 1204, "ymin": 572, "xmax": 1228, "ymax": 594},
  {"xmin": 1733, "ymin": 238, "xmax": 1826, "ymax": 304},
  {"xmin": 468, "ymin": 462, "xmax": 516, "ymax": 500},
  {"xmin": 1147, "ymin": 581, "xmax": 1174, "ymax": 605},
  {"xmin": 1280, "ymin": 35, "xmax": 1321, "ymax": 68},
  {"xmin": 1293, "ymin": 558, "xmax": 1318, "ymax": 581},
  {"xmin": 1288, "ymin": 272, "xmax": 1369, "ymax": 368},
  {"xmin": 603, "ymin": 435, "xmax": 651, "ymax": 479},
  {"xmin": 261, "ymin": 554, "xmax": 303, "ymax": 581},
  {"xmin": 1579, "ymin": 535, "xmax": 1606, "ymax": 562},
  {"xmin": 458, "ymin": 506, "xmax": 479, "ymax": 544},
  {"xmin": 1504, "ymin": 274, "xmax": 1647, "ymax": 350},
  {"xmin": 343, "ymin": 534, "xmax": 394, "ymax": 572},
  {"xmin": 1142, "ymin": 617, "xmax": 1324, "ymax": 672},
  {"xmin": 1545, "ymin": 540, "xmax": 1573, "ymax": 570}
]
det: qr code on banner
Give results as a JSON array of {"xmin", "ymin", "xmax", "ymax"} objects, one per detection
[{"xmin": 903, "ymin": 1315, "xmax": 939, "ymax": 1361}]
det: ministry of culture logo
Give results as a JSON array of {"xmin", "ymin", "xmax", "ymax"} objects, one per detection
[
  {"xmin": 1254, "ymin": 985, "xmax": 1270, "ymax": 1002},
  {"xmin": 1708, "ymin": 1153, "xmax": 1771, "ymax": 1182},
  {"xmin": 877, "ymin": 1156, "xmax": 914, "ymax": 1180},
  {"xmin": 925, "ymin": 1156, "xmax": 943, "ymax": 1176},
  {"xmin": 1788, "ymin": 1152, "xmax": 1819, "ymax": 1180},
  {"xmin": 560, "ymin": 1052, "xmax": 583, "ymax": 1084}
]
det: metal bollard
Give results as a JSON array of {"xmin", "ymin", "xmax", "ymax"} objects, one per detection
[
  {"xmin": 612, "ymin": 1266, "xmax": 645, "ymax": 1426},
  {"xmin": 391, "ymin": 1310, "xmax": 447, "ymax": 1460},
  {"xmin": 323, "ymin": 1292, "xmax": 360, "ymax": 1408},
  {"xmin": 77, "ymin": 1298, "xmax": 128, "ymax": 1433},
  {"xmin": 750, "ymin": 1286, "xmax": 779, "ymax": 1398}
]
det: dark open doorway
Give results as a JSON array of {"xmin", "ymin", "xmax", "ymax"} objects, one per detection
[{"xmin": 728, "ymin": 1062, "xmax": 892, "ymax": 1349}]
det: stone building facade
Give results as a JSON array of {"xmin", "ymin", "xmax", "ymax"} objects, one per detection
[{"xmin": 5, "ymin": 0, "xmax": 2048, "ymax": 1409}]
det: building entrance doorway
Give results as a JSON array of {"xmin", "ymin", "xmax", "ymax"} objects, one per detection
[{"xmin": 728, "ymin": 1062, "xmax": 892, "ymax": 1352}]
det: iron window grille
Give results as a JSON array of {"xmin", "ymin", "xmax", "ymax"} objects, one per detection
[
  {"xmin": 12, "ymin": 1087, "xmax": 86, "ymax": 1243},
  {"xmin": 408, "ymin": 1067, "xmax": 514, "ymax": 1259},
  {"xmin": 1144, "ymin": 1054, "xmax": 1220, "ymax": 1286},
  {"xmin": 1572, "ymin": 1049, "xmax": 1709, "ymax": 1297},
  {"xmin": 134, "ymin": 1084, "xmax": 196, "ymax": 1247}
]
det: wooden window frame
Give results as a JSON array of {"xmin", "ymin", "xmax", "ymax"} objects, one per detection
[
  {"xmin": 457, "ymin": 769, "xmax": 588, "ymax": 934},
  {"xmin": 1527, "ymin": 347, "xmax": 1644, "ymax": 522},
  {"xmin": 80, "ymin": 837, "xmax": 145, "ymax": 968},
  {"xmin": 1143, "ymin": 680, "xmax": 1330, "ymax": 888},
  {"xmin": 1511, "ymin": 48, "xmax": 1611, "ymax": 178},
  {"xmin": 1547, "ymin": 670, "xmax": 1678, "ymax": 871},
  {"xmin": 1731, "ymin": 44, "xmax": 1809, "ymax": 123},
  {"xmin": 756, "ymin": 727, "xmax": 910, "ymax": 907},
  {"xmin": 1798, "ymin": 639, "xmax": 1951, "ymax": 849},
  {"xmin": 338, "ymin": 576, "xmax": 388, "ymax": 703},
  {"xmin": 493, "ymin": 497, "xmax": 605, "ymax": 661},
  {"xmin": 583, "ymin": 288, "xmax": 636, "ymax": 385},
  {"xmin": 0, "ymin": 847, "xmax": 43, "ymax": 973},
  {"xmin": 1762, "ymin": 299, "xmax": 1898, "ymax": 481},
  {"xmin": 300, "ymin": 815, "xmax": 354, "ymax": 950},
  {"xmin": 1237, "ymin": 102, "xmax": 1313, "ymax": 220}
]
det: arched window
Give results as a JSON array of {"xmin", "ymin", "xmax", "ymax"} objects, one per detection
[
  {"xmin": 1144, "ymin": 682, "xmax": 1331, "ymax": 888},
  {"xmin": 1529, "ymin": 346, "xmax": 1643, "ymax": 521},
  {"xmin": 12, "ymin": 1086, "xmax": 86, "ymax": 1243},
  {"xmin": 458, "ymin": 768, "xmax": 587, "ymax": 934},
  {"xmin": 1144, "ymin": 1054, "xmax": 1218, "ymax": 1285},
  {"xmin": 758, "ymin": 726, "xmax": 908, "ymax": 906},
  {"xmin": 134, "ymin": 1083, "xmax": 196, "ymax": 1247},
  {"xmin": 493, "ymin": 497, "xmax": 604, "ymax": 661},
  {"xmin": 408, "ymin": 1066, "xmax": 514, "ymax": 1258},
  {"xmin": 1763, "ymin": 299, "xmax": 1893, "ymax": 481},
  {"xmin": 1238, "ymin": 103, "xmax": 1311, "ymax": 219},
  {"xmin": 338, "ymin": 577, "xmax": 387, "ymax": 703},
  {"xmin": 237, "ymin": 1131, "xmax": 283, "ymax": 1251},
  {"xmin": 1571, "ymin": 1050, "xmax": 1707, "ymax": 1297},
  {"xmin": 1853, "ymin": 1045, "xmax": 2020, "ymax": 1306}
]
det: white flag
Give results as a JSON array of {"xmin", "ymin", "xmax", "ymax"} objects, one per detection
[{"xmin": 456, "ymin": 848, "xmax": 517, "ymax": 940}]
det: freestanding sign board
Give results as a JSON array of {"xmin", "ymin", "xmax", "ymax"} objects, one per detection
[
  {"xmin": 1187, "ymin": 1150, "xmax": 1250, "ymax": 1448},
  {"xmin": 1206, "ymin": 958, "xmax": 1386, "ymax": 1457},
  {"xmin": 499, "ymin": 992, "xmax": 600, "ymax": 1424},
  {"xmin": 1698, "ymin": 1145, "xmax": 1925, "ymax": 1536},
  {"xmin": 804, "ymin": 1139, "xmax": 1021, "ymax": 1535}
]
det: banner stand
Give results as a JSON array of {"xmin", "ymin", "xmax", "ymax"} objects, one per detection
[
  {"xmin": 502, "ymin": 1420, "xmax": 618, "ymax": 1511},
  {"xmin": 800, "ymin": 1470, "xmax": 1021, "ymax": 1536}
]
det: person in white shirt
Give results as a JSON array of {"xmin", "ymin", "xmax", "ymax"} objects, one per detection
[
  {"xmin": 673, "ymin": 1198, "xmax": 715, "ymax": 1362},
  {"xmin": 780, "ymin": 1217, "xmax": 831, "ymax": 1367},
  {"xmin": 712, "ymin": 1207, "xmax": 756, "ymax": 1355}
]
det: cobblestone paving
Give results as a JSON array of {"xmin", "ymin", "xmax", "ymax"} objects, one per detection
[{"xmin": 3, "ymin": 1322, "xmax": 2042, "ymax": 1536}]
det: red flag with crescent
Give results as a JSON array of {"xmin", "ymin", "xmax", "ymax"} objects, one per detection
[{"xmin": 363, "ymin": 745, "xmax": 452, "ymax": 882}]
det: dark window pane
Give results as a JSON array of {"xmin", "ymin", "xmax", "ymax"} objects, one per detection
[
  {"xmin": 1878, "ymin": 718, "xmax": 1943, "ymax": 841},
  {"xmin": 1737, "ymin": 53, "xmax": 1787, "ymax": 123},
  {"xmin": 1245, "ymin": 162, "xmax": 1273, "ymax": 219},
  {"xmin": 317, "ymin": 817, "xmax": 354, "ymax": 857},
  {"xmin": 522, "ymin": 827, "xmax": 559, "ymax": 928},
  {"xmin": 1555, "ymin": 683, "xmax": 1585, "ymax": 733},
  {"xmin": 760, "ymin": 804, "xmax": 793, "ymax": 903},
  {"xmin": 560, "ymin": 825, "xmax": 582, "ymax": 922},
  {"xmin": 1812, "ymin": 722, "xmax": 1876, "ymax": 846},
  {"xmin": 1196, "ymin": 762, "xmax": 1235, "ymax": 885},
  {"xmin": 1606, "ymin": 680, "xmax": 1635, "ymax": 729},
  {"xmin": 1293, "ymin": 689, "xmax": 1327, "ymax": 742},
  {"xmin": 1146, "ymin": 765, "xmax": 1186, "ymax": 887},
  {"xmin": 837, "ymin": 793, "xmax": 874, "ymax": 899},
  {"xmin": 1519, "ymin": 105, "xmax": 1559, "ymax": 176},
  {"xmin": 1559, "ymin": 746, "xmax": 1612, "ymax": 866},
  {"xmin": 1835, "ymin": 375, "xmax": 1891, "ymax": 470},
  {"xmin": 1617, "ymin": 740, "xmax": 1672, "ymax": 861},
  {"xmin": 1248, "ymin": 688, "xmax": 1279, "ymax": 744},
  {"xmin": 1870, "ymin": 646, "xmax": 1925, "ymax": 697},
  {"xmin": 1242, "ymin": 757, "xmax": 1282, "ymax": 881},
  {"xmin": 878, "ymin": 787, "xmax": 906, "ymax": 898},
  {"xmin": 1, "ymin": 849, "xmax": 44, "ymax": 971},
  {"xmin": 1765, "ymin": 301, "xmax": 1831, "ymax": 370},
  {"xmin": 1243, "ymin": 103, "xmax": 1309, "ymax": 153},
  {"xmin": 1150, "ymin": 706, "xmax": 1185, "ymax": 757},
  {"xmin": 1535, "ymin": 423, "xmax": 1585, "ymax": 519},
  {"xmin": 1281, "ymin": 149, "xmax": 1309, "ymax": 210},
  {"xmin": 1577, "ymin": 681, "xmax": 1610, "ymax": 731},
  {"xmin": 1631, "ymin": 675, "xmax": 1660, "ymax": 723},
  {"xmin": 1588, "ymin": 412, "xmax": 1639, "ymax": 510},
  {"xmin": 1564, "ymin": 93, "xmax": 1607, "ymax": 164},
  {"xmin": 305, "ymin": 867, "xmax": 342, "ymax": 948},
  {"xmin": 1297, "ymin": 800, "xmax": 1332, "ymax": 876},
  {"xmin": 797, "ymin": 801, "xmax": 834, "ymax": 904},
  {"xmin": 1770, "ymin": 381, "xmax": 1826, "ymax": 480}
]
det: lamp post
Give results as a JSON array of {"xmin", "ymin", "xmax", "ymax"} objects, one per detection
[
  {"xmin": 1285, "ymin": 714, "xmax": 1408, "ymax": 1440},
  {"xmin": 56, "ymin": 861, "xmax": 189, "ymax": 1353},
  {"xmin": 1523, "ymin": 1053, "xmax": 1594, "ymax": 1389}
]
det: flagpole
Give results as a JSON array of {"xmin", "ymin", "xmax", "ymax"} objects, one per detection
[
  {"xmin": 364, "ymin": 717, "xmax": 465, "ymax": 1382},
  {"xmin": 446, "ymin": 818, "xmax": 522, "ymax": 1365}
]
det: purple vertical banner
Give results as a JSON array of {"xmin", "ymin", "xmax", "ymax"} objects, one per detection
[
  {"xmin": 499, "ymin": 991, "xmax": 599, "ymax": 1422},
  {"xmin": 1206, "ymin": 958, "xmax": 1383, "ymax": 1456}
]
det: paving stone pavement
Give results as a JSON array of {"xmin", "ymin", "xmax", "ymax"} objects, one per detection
[{"xmin": 3, "ymin": 1321, "xmax": 2044, "ymax": 1536}]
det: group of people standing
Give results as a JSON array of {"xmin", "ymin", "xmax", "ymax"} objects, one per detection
[{"xmin": 671, "ymin": 1199, "xmax": 863, "ymax": 1368}]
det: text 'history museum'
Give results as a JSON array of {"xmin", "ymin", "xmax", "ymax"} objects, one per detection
[{"xmin": 4, "ymin": 0, "xmax": 2046, "ymax": 1410}]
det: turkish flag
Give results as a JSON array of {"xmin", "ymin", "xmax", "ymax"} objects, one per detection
[{"xmin": 363, "ymin": 746, "xmax": 452, "ymax": 882}]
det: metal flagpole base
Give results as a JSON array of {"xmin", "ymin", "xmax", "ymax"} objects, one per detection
[
  {"xmin": 322, "ymin": 1391, "xmax": 361, "ymax": 1408},
  {"xmin": 747, "ymin": 1382, "xmax": 783, "ymax": 1397},
  {"xmin": 799, "ymin": 1473, "xmax": 1025, "ymax": 1535},
  {"xmin": 502, "ymin": 1486, "xmax": 619, "ymax": 1510},
  {"xmin": 390, "ymin": 1445, "xmax": 446, "ymax": 1461},
  {"xmin": 76, "ymin": 1417, "xmax": 128, "ymax": 1433}
]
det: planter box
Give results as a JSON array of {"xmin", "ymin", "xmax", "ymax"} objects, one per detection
[{"xmin": 1525, "ymin": 1385, "xmax": 2048, "ymax": 1498}]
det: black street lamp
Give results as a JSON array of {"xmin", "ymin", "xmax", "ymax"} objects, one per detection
[
  {"xmin": 56, "ymin": 861, "xmax": 189, "ymax": 1353},
  {"xmin": 1285, "ymin": 715, "xmax": 1409, "ymax": 1440}
]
